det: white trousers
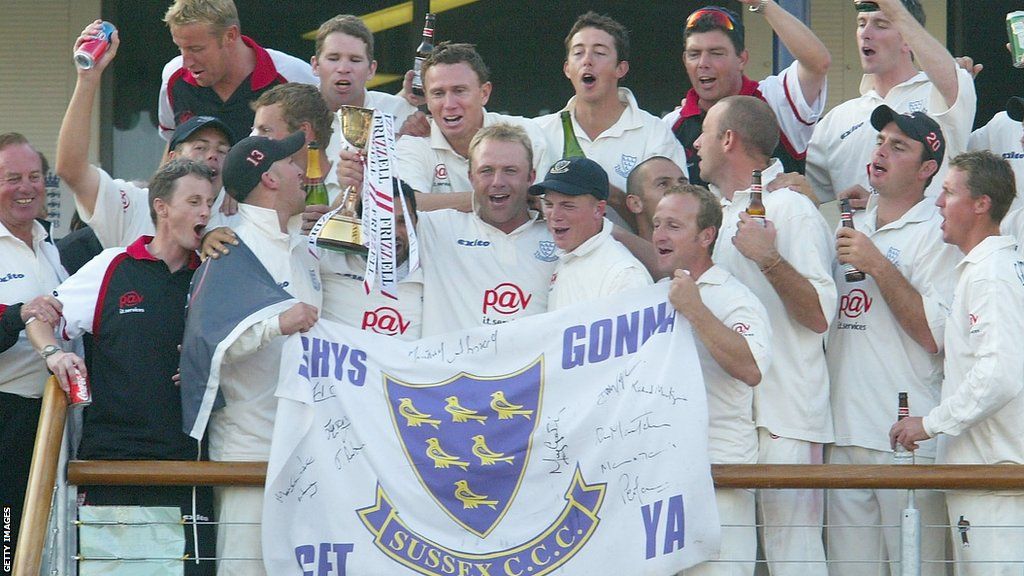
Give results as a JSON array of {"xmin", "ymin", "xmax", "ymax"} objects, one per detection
[
  {"xmin": 945, "ymin": 491, "xmax": 1024, "ymax": 576},
  {"xmin": 214, "ymin": 485, "xmax": 266, "ymax": 576},
  {"xmin": 826, "ymin": 445, "xmax": 948, "ymax": 576},
  {"xmin": 684, "ymin": 488, "xmax": 757, "ymax": 576},
  {"xmin": 756, "ymin": 429, "xmax": 828, "ymax": 576}
]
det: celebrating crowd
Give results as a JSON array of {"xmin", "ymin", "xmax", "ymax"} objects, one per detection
[{"xmin": 2, "ymin": 0, "xmax": 1023, "ymax": 575}]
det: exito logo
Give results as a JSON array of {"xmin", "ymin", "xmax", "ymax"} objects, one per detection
[{"xmin": 839, "ymin": 288, "xmax": 872, "ymax": 319}]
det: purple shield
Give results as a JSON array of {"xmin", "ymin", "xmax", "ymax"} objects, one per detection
[{"xmin": 384, "ymin": 357, "xmax": 543, "ymax": 537}]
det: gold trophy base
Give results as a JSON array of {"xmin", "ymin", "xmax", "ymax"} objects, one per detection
[{"xmin": 315, "ymin": 214, "xmax": 368, "ymax": 255}]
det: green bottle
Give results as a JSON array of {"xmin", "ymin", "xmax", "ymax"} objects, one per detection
[
  {"xmin": 304, "ymin": 141, "xmax": 329, "ymax": 206},
  {"xmin": 560, "ymin": 110, "xmax": 586, "ymax": 159}
]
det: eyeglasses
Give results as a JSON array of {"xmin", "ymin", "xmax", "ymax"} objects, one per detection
[{"xmin": 685, "ymin": 7, "xmax": 737, "ymax": 32}]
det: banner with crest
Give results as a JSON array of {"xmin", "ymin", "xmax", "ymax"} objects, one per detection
[{"xmin": 263, "ymin": 283, "xmax": 719, "ymax": 575}]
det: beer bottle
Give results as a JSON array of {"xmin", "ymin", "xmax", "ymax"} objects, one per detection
[
  {"xmin": 560, "ymin": 111, "xmax": 586, "ymax": 158},
  {"xmin": 746, "ymin": 170, "xmax": 766, "ymax": 226},
  {"xmin": 304, "ymin": 141, "xmax": 330, "ymax": 206},
  {"xmin": 839, "ymin": 199, "xmax": 866, "ymax": 282},
  {"xmin": 893, "ymin": 392, "xmax": 914, "ymax": 465},
  {"xmin": 411, "ymin": 13, "xmax": 436, "ymax": 98}
]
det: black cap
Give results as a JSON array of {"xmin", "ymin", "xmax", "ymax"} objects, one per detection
[
  {"xmin": 1007, "ymin": 97, "xmax": 1024, "ymax": 122},
  {"xmin": 870, "ymin": 105, "xmax": 945, "ymax": 164},
  {"xmin": 222, "ymin": 132, "xmax": 305, "ymax": 202},
  {"xmin": 529, "ymin": 157, "xmax": 609, "ymax": 201},
  {"xmin": 168, "ymin": 116, "xmax": 236, "ymax": 151}
]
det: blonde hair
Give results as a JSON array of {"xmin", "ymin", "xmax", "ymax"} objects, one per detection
[
  {"xmin": 468, "ymin": 123, "xmax": 533, "ymax": 169},
  {"xmin": 164, "ymin": 0, "xmax": 240, "ymax": 35}
]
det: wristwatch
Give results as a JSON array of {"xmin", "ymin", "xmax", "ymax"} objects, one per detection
[
  {"xmin": 749, "ymin": 0, "xmax": 769, "ymax": 13},
  {"xmin": 40, "ymin": 344, "xmax": 62, "ymax": 359}
]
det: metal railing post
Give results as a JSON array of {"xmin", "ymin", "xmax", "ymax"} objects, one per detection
[{"xmin": 900, "ymin": 489, "xmax": 921, "ymax": 576}]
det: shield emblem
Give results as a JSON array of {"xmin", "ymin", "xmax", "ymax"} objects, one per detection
[{"xmin": 384, "ymin": 357, "xmax": 543, "ymax": 538}]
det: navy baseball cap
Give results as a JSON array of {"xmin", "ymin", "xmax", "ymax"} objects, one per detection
[
  {"xmin": 222, "ymin": 131, "xmax": 305, "ymax": 202},
  {"xmin": 1007, "ymin": 97, "xmax": 1024, "ymax": 122},
  {"xmin": 168, "ymin": 116, "xmax": 236, "ymax": 151},
  {"xmin": 529, "ymin": 157, "xmax": 609, "ymax": 201},
  {"xmin": 870, "ymin": 105, "xmax": 945, "ymax": 164}
]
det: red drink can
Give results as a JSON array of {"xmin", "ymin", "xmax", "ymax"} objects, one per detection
[
  {"xmin": 69, "ymin": 368, "xmax": 92, "ymax": 407},
  {"xmin": 74, "ymin": 22, "xmax": 116, "ymax": 70}
]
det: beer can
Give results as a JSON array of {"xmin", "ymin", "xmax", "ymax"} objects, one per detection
[
  {"xmin": 74, "ymin": 21, "xmax": 116, "ymax": 70},
  {"xmin": 69, "ymin": 368, "xmax": 92, "ymax": 407},
  {"xmin": 1009, "ymin": 12, "xmax": 1024, "ymax": 69}
]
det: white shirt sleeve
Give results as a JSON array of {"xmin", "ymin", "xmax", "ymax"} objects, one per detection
[
  {"xmin": 774, "ymin": 197, "xmax": 838, "ymax": 328},
  {"xmin": 158, "ymin": 57, "xmax": 182, "ymax": 142},
  {"xmin": 907, "ymin": 241, "xmax": 960, "ymax": 353},
  {"xmin": 924, "ymin": 277, "xmax": 1024, "ymax": 437},
  {"xmin": 76, "ymin": 167, "xmax": 154, "ymax": 249},
  {"xmin": 395, "ymin": 136, "xmax": 434, "ymax": 194},
  {"xmin": 53, "ymin": 248, "xmax": 123, "ymax": 340}
]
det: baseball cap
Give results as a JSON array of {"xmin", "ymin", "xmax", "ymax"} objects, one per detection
[
  {"xmin": 221, "ymin": 131, "xmax": 305, "ymax": 202},
  {"xmin": 529, "ymin": 157, "xmax": 609, "ymax": 201},
  {"xmin": 168, "ymin": 116, "xmax": 236, "ymax": 151},
  {"xmin": 1007, "ymin": 97, "xmax": 1024, "ymax": 122},
  {"xmin": 870, "ymin": 105, "xmax": 945, "ymax": 164}
]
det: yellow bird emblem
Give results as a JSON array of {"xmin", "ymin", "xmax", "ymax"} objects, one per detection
[
  {"xmin": 424, "ymin": 438, "xmax": 469, "ymax": 470},
  {"xmin": 453, "ymin": 480, "xmax": 498, "ymax": 510},
  {"xmin": 489, "ymin": 391, "xmax": 534, "ymax": 420},
  {"xmin": 444, "ymin": 395, "xmax": 487, "ymax": 424},
  {"xmin": 471, "ymin": 434, "xmax": 515, "ymax": 466},
  {"xmin": 398, "ymin": 398, "xmax": 442, "ymax": 429}
]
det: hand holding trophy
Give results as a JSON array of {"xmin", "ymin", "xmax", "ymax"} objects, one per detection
[{"xmin": 315, "ymin": 105, "xmax": 374, "ymax": 254}]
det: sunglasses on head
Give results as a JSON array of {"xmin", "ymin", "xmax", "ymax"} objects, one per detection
[
  {"xmin": 685, "ymin": 7, "xmax": 737, "ymax": 31},
  {"xmin": 854, "ymin": 1, "xmax": 880, "ymax": 12}
]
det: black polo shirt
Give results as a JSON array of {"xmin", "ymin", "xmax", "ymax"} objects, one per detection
[{"xmin": 55, "ymin": 236, "xmax": 200, "ymax": 460}]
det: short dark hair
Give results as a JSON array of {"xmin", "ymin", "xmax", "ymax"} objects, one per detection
[
  {"xmin": 148, "ymin": 158, "xmax": 215, "ymax": 224},
  {"xmin": 253, "ymin": 83, "xmax": 333, "ymax": 149},
  {"xmin": 716, "ymin": 96, "xmax": 779, "ymax": 159},
  {"xmin": 663, "ymin": 183, "xmax": 722, "ymax": 255},
  {"xmin": 564, "ymin": 11, "xmax": 630, "ymax": 62},
  {"xmin": 422, "ymin": 42, "xmax": 490, "ymax": 86},
  {"xmin": 316, "ymin": 14, "xmax": 373, "ymax": 59},
  {"xmin": 684, "ymin": 6, "xmax": 744, "ymax": 54},
  {"xmin": 949, "ymin": 151, "xmax": 1017, "ymax": 224},
  {"xmin": 626, "ymin": 155, "xmax": 674, "ymax": 197}
]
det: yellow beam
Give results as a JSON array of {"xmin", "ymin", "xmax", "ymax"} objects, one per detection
[
  {"xmin": 302, "ymin": 0, "xmax": 483, "ymax": 40},
  {"xmin": 367, "ymin": 73, "xmax": 403, "ymax": 89}
]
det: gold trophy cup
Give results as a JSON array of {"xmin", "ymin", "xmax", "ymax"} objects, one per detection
[{"xmin": 316, "ymin": 105, "xmax": 374, "ymax": 254}]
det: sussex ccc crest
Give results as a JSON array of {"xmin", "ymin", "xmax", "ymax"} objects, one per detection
[
  {"xmin": 383, "ymin": 358, "xmax": 543, "ymax": 537},
  {"xmin": 357, "ymin": 358, "xmax": 607, "ymax": 575}
]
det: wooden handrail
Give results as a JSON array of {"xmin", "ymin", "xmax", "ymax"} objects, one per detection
[
  {"xmin": 63, "ymin": 461, "xmax": 1024, "ymax": 491},
  {"xmin": 13, "ymin": 377, "xmax": 67, "ymax": 576},
  {"xmin": 67, "ymin": 460, "xmax": 267, "ymax": 487}
]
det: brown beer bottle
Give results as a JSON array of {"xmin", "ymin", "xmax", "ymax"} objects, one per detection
[
  {"xmin": 411, "ymin": 13, "xmax": 436, "ymax": 98},
  {"xmin": 746, "ymin": 170, "xmax": 766, "ymax": 226},
  {"xmin": 894, "ymin": 392, "xmax": 914, "ymax": 464},
  {"xmin": 839, "ymin": 199, "xmax": 866, "ymax": 282}
]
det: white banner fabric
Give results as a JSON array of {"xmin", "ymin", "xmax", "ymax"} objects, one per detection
[{"xmin": 263, "ymin": 283, "xmax": 720, "ymax": 575}]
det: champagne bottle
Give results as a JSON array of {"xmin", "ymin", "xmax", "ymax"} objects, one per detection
[
  {"xmin": 411, "ymin": 13, "xmax": 436, "ymax": 98},
  {"xmin": 560, "ymin": 110, "xmax": 585, "ymax": 158},
  {"xmin": 304, "ymin": 141, "xmax": 329, "ymax": 206},
  {"xmin": 893, "ymin": 392, "xmax": 914, "ymax": 465},
  {"xmin": 839, "ymin": 199, "xmax": 866, "ymax": 282},
  {"xmin": 746, "ymin": 170, "xmax": 766, "ymax": 226}
]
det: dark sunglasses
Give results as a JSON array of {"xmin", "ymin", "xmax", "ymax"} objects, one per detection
[{"xmin": 685, "ymin": 7, "xmax": 737, "ymax": 31}]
